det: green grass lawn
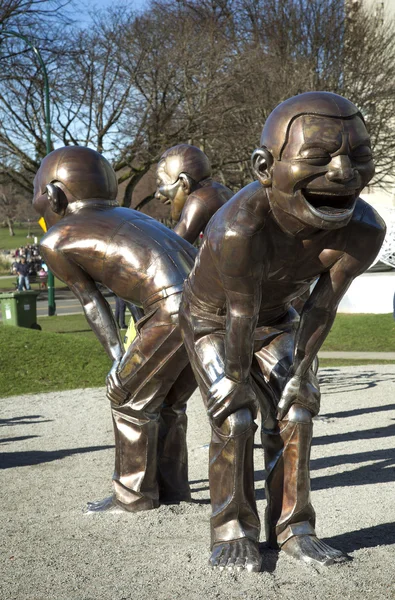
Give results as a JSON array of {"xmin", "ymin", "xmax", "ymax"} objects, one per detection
[
  {"xmin": 0, "ymin": 225, "xmax": 43, "ymax": 250},
  {"xmin": 0, "ymin": 275, "xmax": 67, "ymax": 292},
  {"xmin": 38, "ymin": 313, "xmax": 94, "ymax": 337},
  {"xmin": 0, "ymin": 312, "xmax": 394, "ymax": 398},
  {"xmin": 321, "ymin": 313, "xmax": 395, "ymax": 352},
  {"xmin": 0, "ymin": 321, "xmax": 111, "ymax": 397},
  {"xmin": 39, "ymin": 313, "xmax": 394, "ymax": 351}
]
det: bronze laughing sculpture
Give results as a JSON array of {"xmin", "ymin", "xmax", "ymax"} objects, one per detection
[
  {"xmin": 33, "ymin": 146, "xmax": 198, "ymax": 511},
  {"xmin": 155, "ymin": 144, "xmax": 233, "ymax": 243},
  {"xmin": 179, "ymin": 92, "xmax": 386, "ymax": 572}
]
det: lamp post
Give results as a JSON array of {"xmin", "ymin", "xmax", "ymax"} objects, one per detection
[{"xmin": 3, "ymin": 30, "xmax": 56, "ymax": 316}]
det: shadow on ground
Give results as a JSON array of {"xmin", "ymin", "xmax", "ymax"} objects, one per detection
[
  {"xmin": 325, "ymin": 522, "xmax": 395, "ymax": 553},
  {"xmin": 0, "ymin": 415, "xmax": 52, "ymax": 427},
  {"xmin": 319, "ymin": 369, "xmax": 395, "ymax": 395},
  {"xmin": 0, "ymin": 445, "xmax": 113, "ymax": 469}
]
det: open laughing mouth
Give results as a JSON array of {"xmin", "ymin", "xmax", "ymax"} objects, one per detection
[{"xmin": 303, "ymin": 189, "xmax": 357, "ymax": 216}]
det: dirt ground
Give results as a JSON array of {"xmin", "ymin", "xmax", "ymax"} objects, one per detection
[{"xmin": 1, "ymin": 365, "xmax": 395, "ymax": 600}]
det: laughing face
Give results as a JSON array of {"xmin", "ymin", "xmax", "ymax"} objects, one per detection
[
  {"xmin": 155, "ymin": 158, "xmax": 189, "ymax": 221},
  {"xmin": 270, "ymin": 114, "xmax": 374, "ymax": 231}
]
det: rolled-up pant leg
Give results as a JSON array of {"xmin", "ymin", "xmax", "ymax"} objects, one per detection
[
  {"xmin": 111, "ymin": 406, "xmax": 160, "ymax": 511},
  {"xmin": 111, "ymin": 299, "xmax": 192, "ymax": 510},
  {"xmin": 254, "ymin": 327, "xmax": 319, "ymax": 547},
  {"xmin": 179, "ymin": 299, "xmax": 260, "ymax": 547},
  {"xmin": 209, "ymin": 409, "xmax": 259, "ymax": 547},
  {"xmin": 158, "ymin": 363, "xmax": 197, "ymax": 501},
  {"xmin": 262, "ymin": 405, "xmax": 316, "ymax": 547}
]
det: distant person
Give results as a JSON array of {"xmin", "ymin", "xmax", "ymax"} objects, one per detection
[
  {"xmin": 11, "ymin": 258, "xmax": 20, "ymax": 273},
  {"xmin": 38, "ymin": 267, "xmax": 48, "ymax": 289},
  {"xmin": 115, "ymin": 296, "xmax": 144, "ymax": 331},
  {"xmin": 15, "ymin": 257, "xmax": 31, "ymax": 291}
]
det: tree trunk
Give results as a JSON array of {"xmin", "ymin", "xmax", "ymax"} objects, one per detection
[
  {"xmin": 6, "ymin": 217, "xmax": 15, "ymax": 236},
  {"xmin": 134, "ymin": 193, "xmax": 155, "ymax": 211},
  {"xmin": 121, "ymin": 167, "xmax": 151, "ymax": 208}
]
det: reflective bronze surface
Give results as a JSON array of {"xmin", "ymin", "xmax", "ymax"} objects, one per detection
[
  {"xmin": 180, "ymin": 92, "xmax": 386, "ymax": 570},
  {"xmin": 33, "ymin": 146, "xmax": 198, "ymax": 510},
  {"xmin": 156, "ymin": 144, "xmax": 233, "ymax": 242}
]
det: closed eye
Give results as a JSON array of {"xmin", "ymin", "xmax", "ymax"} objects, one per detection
[
  {"xmin": 298, "ymin": 149, "xmax": 332, "ymax": 166},
  {"xmin": 351, "ymin": 146, "xmax": 372, "ymax": 163}
]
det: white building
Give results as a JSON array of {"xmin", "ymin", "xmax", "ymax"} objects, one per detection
[{"xmin": 336, "ymin": 0, "xmax": 395, "ymax": 313}]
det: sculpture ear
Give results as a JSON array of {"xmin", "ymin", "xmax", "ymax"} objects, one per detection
[
  {"xmin": 46, "ymin": 183, "xmax": 68, "ymax": 216},
  {"xmin": 251, "ymin": 147, "xmax": 273, "ymax": 187},
  {"xmin": 178, "ymin": 173, "xmax": 193, "ymax": 194}
]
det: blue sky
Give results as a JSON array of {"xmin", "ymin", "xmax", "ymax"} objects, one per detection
[
  {"xmin": 68, "ymin": 0, "xmax": 148, "ymax": 26},
  {"xmin": 69, "ymin": 0, "xmax": 395, "ymax": 26}
]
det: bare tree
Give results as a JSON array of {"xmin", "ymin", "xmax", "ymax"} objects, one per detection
[
  {"xmin": 0, "ymin": 0, "xmax": 70, "ymax": 33},
  {"xmin": 0, "ymin": 179, "xmax": 33, "ymax": 236},
  {"xmin": 342, "ymin": 1, "xmax": 395, "ymax": 186},
  {"xmin": 214, "ymin": 0, "xmax": 395, "ymax": 190},
  {"xmin": 0, "ymin": 0, "xmax": 395, "ymax": 219},
  {"xmin": 0, "ymin": 0, "xmax": 73, "ymax": 190}
]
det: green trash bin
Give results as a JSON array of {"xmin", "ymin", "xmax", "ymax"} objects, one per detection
[{"xmin": 0, "ymin": 291, "xmax": 41, "ymax": 330}]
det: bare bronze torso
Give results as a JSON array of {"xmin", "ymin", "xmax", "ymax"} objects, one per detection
[
  {"xmin": 174, "ymin": 179, "xmax": 233, "ymax": 243},
  {"xmin": 41, "ymin": 204, "xmax": 196, "ymax": 309},
  {"xmin": 188, "ymin": 181, "xmax": 383, "ymax": 324}
]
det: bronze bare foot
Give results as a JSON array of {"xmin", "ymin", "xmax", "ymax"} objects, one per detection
[
  {"xmin": 85, "ymin": 495, "xmax": 124, "ymax": 513},
  {"xmin": 209, "ymin": 539, "xmax": 262, "ymax": 572},
  {"xmin": 85, "ymin": 494, "xmax": 159, "ymax": 514},
  {"xmin": 282, "ymin": 535, "xmax": 349, "ymax": 567}
]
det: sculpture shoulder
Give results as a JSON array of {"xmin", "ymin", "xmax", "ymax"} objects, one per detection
[
  {"xmin": 41, "ymin": 206, "xmax": 162, "ymax": 247},
  {"xmin": 187, "ymin": 181, "xmax": 233, "ymax": 216},
  {"xmin": 207, "ymin": 181, "xmax": 269, "ymax": 239},
  {"xmin": 341, "ymin": 199, "xmax": 387, "ymax": 270},
  {"xmin": 348, "ymin": 199, "xmax": 387, "ymax": 246},
  {"xmin": 40, "ymin": 221, "xmax": 70, "ymax": 252},
  {"xmin": 351, "ymin": 198, "xmax": 386, "ymax": 233}
]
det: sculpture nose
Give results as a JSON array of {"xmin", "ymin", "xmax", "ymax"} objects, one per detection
[{"xmin": 326, "ymin": 155, "xmax": 355, "ymax": 184}]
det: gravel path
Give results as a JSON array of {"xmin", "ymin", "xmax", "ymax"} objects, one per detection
[{"xmin": 1, "ymin": 365, "xmax": 395, "ymax": 600}]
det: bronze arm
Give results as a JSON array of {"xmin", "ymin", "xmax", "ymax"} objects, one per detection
[
  {"xmin": 205, "ymin": 224, "xmax": 264, "ymax": 425},
  {"xmin": 221, "ymin": 276, "xmax": 262, "ymax": 383},
  {"xmin": 40, "ymin": 245, "xmax": 123, "ymax": 363},
  {"xmin": 292, "ymin": 268, "xmax": 351, "ymax": 379},
  {"xmin": 173, "ymin": 196, "xmax": 210, "ymax": 244},
  {"xmin": 277, "ymin": 224, "xmax": 386, "ymax": 419},
  {"xmin": 214, "ymin": 220, "xmax": 264, "ymax": 383},
  {"xmin": 294, "ymin": 238, "xmax": 385, "ymax": 378}
]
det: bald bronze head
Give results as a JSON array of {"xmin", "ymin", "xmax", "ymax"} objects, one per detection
[
  {"xmin": 33, "ymin": 146, "xmax": 118, "ymax": 228},
  {"xmin": 252, "ymin": 92, "xmax": 374, "ymax": 234},
  {"xmin": 156, "ymin": 144, "xmax": 211, "ymax": 221}
]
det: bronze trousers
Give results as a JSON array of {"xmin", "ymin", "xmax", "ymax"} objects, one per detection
[
  {"xmin": 252, "ymin": 311, "xmax": 319, "ymax": 546},
  {"xmin": 180, "ymin": 290, "xmax": 319, "ymax": 547},
  {"xmin": 179, "ymin": 294, "xmax": 260, "ymax": 548},
  {"xmin": 112, "ymin": 293, "xmax": 197, "ymax": 510}
]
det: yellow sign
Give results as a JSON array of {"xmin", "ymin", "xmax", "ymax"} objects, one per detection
[
  {"xmin": 124, "ymin": 318, "xmax": 137, "ymax": 350},
  {"xmin": 38, "ymin": 217, "xmax": 47, "ymax": 233}
]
